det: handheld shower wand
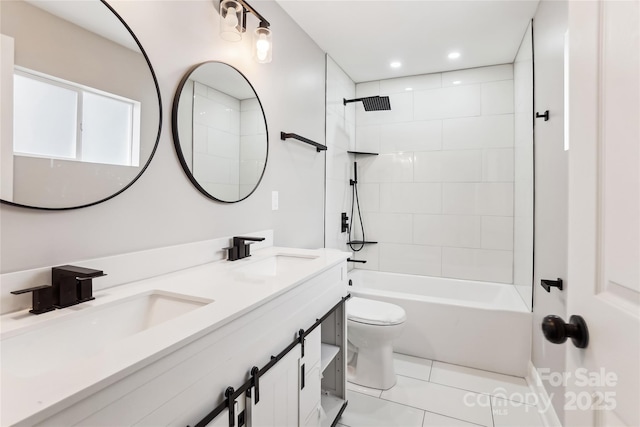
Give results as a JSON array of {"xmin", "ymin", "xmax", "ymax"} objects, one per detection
[{"xmin": 350, "ymin": 161, "xmax": 358, "ymax": 185}]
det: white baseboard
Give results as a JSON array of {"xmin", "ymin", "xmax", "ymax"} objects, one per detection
[{"xmin": 526, "ymin": 361, "xmax": 563, "ymax": 427}]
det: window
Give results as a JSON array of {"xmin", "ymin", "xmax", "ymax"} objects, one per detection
[{"xmin": 13, "ymin": 68, "xmax": 140, "ymax": 166}]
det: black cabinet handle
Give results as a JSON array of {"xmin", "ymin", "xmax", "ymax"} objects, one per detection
[
  {"xmin": 225, "ymin": 387, "xmax": 235, "ymax": 427},
  {"xmin": 542, "ymin": 315, "xmax": 589, "ymax": 348},
  {"xmin": 536, "ymin": 110, "xmax": 549, "ymax": 121},
  {"xmin": 250, "ymin": 366, "xmax": 260, "ymax": 404},
  {"xmin": 541, "ymin": 278, "xmax": 563, "ymax": 292}
]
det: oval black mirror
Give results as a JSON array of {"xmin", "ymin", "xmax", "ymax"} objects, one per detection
[
  {"xmin": 172, "ymin": 61, "xmax": 268, "ymax": 203},
  {"xmin": 0, "ymin": 0, "xmax": 161, "ymax": 210}
]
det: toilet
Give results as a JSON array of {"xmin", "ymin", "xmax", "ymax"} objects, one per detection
[{"xmin": 347, "ymin": 297, "xmax": 406, "ymax": 390}]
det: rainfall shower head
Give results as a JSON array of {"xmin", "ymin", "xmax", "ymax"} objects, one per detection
[{"xmin": 343, "ymin": 96, "xmax": 391, "ymax": 111}]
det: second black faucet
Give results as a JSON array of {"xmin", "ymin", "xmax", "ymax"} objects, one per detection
[{"xmin": 224, "ymin": 236, "xmax": 266, "ymax": 261}]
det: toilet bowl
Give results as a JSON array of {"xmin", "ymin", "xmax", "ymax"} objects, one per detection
[{"xmin": 347, "ymin": 297, "xmax": 406, "ymax": 390}]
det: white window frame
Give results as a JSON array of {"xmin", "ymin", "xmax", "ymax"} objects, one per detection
[{"xmin": 13, "ymin": 67, "xmax": 141, "ymax": 167}]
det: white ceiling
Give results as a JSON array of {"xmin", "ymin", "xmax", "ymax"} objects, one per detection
[{"xmin": 276, "ymin": 0, "xmax": 539, "ymax": 82}]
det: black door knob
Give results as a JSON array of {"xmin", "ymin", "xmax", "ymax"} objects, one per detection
[{"xmin": 542, "ymin": 315, "xmax": 589, "ymax": 348}]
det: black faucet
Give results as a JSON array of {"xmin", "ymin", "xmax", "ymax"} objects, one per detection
[
  {"xmin": 52, "ymin": 265, "xmax": 106, "ymax": 307},
  {"xmin": 11, "ymin": 265, "xmax": 107, "ymax": 314},
  {"xmin": 224, "ymin": 236, "xmax": 266, "ymax": 261}
]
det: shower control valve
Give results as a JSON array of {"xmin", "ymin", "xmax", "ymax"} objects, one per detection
[{"xmin": 341, "ymin": 212, "xmax": 349, "ymax": 233}]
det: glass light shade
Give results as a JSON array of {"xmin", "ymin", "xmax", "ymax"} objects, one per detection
[
  {"xmin": 220, "ymin": 0, "xmax": 243, "ymax": 42},
  {"xmin": 253, "ymin": 26, "xmax": 272, "ymax": 63}
]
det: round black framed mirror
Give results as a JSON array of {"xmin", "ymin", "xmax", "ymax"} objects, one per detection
[
  {"xmin": 0, "ymin": 0, "xmax": 161, "ymax": 210},
  {"xmin": 172, "ymin": 61, "xmax": 268, "ymax": 203}
]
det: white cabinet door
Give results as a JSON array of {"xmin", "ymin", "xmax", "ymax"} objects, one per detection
[
  {"xmin": 566, "ymin": 1, "xmax": 639, "ymax": 426},
  {"xmin": 303, "ymin": 403, "xmax": 322, "ymax": 427},
  {"xmin": 205, "ymin": 409, "xmax": 231, "ymax": 427},
  {"xmin": 299, "ymin": 328, "xmax": 322, "ymax": 425},
  {"xmin": 247, "ymin": 345, "xmax": 301, "ymax": 427}
]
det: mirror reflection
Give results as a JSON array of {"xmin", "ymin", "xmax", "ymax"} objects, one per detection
[
  {"xmin": 173, "ymin": 61, "xmax": 268, "ymax": 203},
  {"xmin": 0, "ymin": 0, "xmax": 161, "ymax": 209}
]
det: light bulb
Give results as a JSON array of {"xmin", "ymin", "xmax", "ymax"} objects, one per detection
[
  {"xmin": 256, "ymin": 34, "xmax": 270, "ymax": 60},
  {"xmin": 224, "ymin": 6, "xmax": 238, "ymax": 28},
  {"xmin": 219, "ymin": 1, "xmax": 242, "ymax": 41},
  {"xmin": 253, "ymin": 27, "xmax": 272, "ymax": 63}
]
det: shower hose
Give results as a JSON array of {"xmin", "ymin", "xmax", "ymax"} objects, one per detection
[{"xmin": 348, "ymin": 177, "xmax": 366, "ymax": 253}]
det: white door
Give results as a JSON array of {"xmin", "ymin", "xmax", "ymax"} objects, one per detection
[{"xmin": 565, "ymin": 1, "xmax": 639, "ymax": 426}]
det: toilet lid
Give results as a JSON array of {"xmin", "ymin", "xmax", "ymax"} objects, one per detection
[{"xmin": 347, "ymin": 297, "xmax": 406, "ymax": 326}]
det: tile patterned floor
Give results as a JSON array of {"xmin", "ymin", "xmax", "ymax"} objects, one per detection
[{"xmin": 337, "ymin": 354, "xmax": 546, "ymax": 427}]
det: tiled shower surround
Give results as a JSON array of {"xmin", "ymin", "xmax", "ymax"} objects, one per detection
[{"xmin": 327, "ymin": 61, "xmax": 517, "ymax": 284}]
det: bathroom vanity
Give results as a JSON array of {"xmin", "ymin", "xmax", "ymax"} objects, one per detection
[{"xmin": 0, "ymin": 246, "xmax": 350, "ymax": 427}]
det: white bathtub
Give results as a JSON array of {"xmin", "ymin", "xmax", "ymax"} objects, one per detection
[{"xmin": 348, "ymin": 270, "xmax": 532, "ymax": 377}]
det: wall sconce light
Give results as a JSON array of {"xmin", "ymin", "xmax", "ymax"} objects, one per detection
[
  {"xmin": 219, "ymin": 0, "xmax": 244, "ymax": 42},
  {"xmin": 218, "ymin": 0, "xmax": 272, "ymax": 63},
  {"xmin": 253, "ymin": 25, "xmax": 272, "ymax": 63}
]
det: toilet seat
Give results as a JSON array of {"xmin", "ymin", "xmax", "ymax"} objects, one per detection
[{"xmin": 348, "ymin": 297, "xmax": 406, "ymax": 326}]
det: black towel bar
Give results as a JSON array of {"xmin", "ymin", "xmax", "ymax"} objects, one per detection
[{"xmin": 280, "ymin": 132, "xmax": 327, "ymax": 152}]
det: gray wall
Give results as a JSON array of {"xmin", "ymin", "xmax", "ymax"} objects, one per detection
[
  {"xmin": 0, "ymin": 0, "xmax": 326, "ymax": 273},
  {"xmin": 532, "ymin": 0, "xmax": 569, "ymax": 421}
]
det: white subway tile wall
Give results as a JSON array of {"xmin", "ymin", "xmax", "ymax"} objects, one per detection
[
  {"xmin": 379, "ymin": 243, "xmax": 442, "ymax": 276},
  {"xmin": 325, "ymin": 57, "xmax": 357, "ymax": 253},
  {"xmin": 352, "ymin": 64, "xmax": 515, "ymax": 283},
  {"xmin": 325, "ymin": 61, "xmax": 520, "ymax": 284},
  {"xmin": 413, "ymin": 85, "xmax": 482, "ymax": 120},
  {"xmin": 481, "ymin": 80, "xmax": 515, "ymax": 115},
  {"xmin": 379, "ymin": 183, "xmax": 442, "ymax": 214}
]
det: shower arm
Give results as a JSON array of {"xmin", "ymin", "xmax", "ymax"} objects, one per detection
[{"xmin": 343, "ymin": 98, "xmax": 364, "ymax": 105}]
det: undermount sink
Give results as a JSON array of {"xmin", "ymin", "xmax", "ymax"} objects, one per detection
[
  {"xmin": 235, "ymin": 254, "xmax": 319, "ymax": 277},
  {"xmin": 1, "ymin": 291, "xmax": 212, "ymax": 378}
]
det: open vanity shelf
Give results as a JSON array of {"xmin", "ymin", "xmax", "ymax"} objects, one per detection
[
  {"xmin": 320, "ymin": 344, "xmax": 340, "ymax": 372},
  {"xmin": 319, "ymin": 299, "xmax": 348, "ymax": 427}
]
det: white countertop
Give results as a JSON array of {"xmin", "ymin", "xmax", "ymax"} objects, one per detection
[{"xmin": 0, "ymin": 247, "xmax": 350, "ymax": 426}]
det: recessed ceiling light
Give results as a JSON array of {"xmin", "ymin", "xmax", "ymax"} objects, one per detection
[
  {"xmin": 448, "ymin": 52, "xmax": 461, "ymax": 59},
  {"xmin": 390, "ymin": 61, "xmax": 402, "ymax": 68},
  {"xmin": 405, "ymin": 87, "xmax": 413, "ymax": 91},
  {"xmin": 452, "ymin": 81, "xmax": 461, "ymax": 85}
]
